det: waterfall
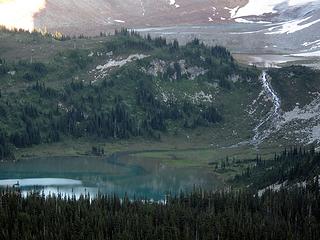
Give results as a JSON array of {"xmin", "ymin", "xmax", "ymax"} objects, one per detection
[{"xmin": 251, "ymin": 70, "xmax": 281, "ymax": 145}]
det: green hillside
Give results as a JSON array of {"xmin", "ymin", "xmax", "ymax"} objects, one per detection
[
  {"xmin": 269, "ymin": 66, "xmax": 320, "ymax": 111},
  {"xmin": 0, "ymin": 29, "xmax": 262, "ymax": 160}
]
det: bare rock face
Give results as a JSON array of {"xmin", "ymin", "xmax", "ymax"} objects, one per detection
[{"xmin": 34, "ymin": 0, "xmax": 247, "ymax": 35}]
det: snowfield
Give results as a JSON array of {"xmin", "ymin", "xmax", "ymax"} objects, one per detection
[
  {"xmin": 229, "ymin": 0, "xmax": 320, "ymax": 37},
  {"xmin": 265, "ymin": 17, "xmax": 320, "ymax": 35},
  {"xmin": 233, "ymin": 0, "xmax": 319, "ymax": 19}
]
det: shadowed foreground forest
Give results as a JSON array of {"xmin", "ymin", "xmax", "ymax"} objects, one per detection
[{"xmin": 0, "ymin": 182, "xmax": 320, "ymax": 240}]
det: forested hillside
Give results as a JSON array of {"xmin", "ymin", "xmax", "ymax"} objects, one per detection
[
  {"xmin": 233, "ymin": 146, "xmax": 320, "ymax": 190},
  {"xmin": 0, "ymin": 29, "xmax": 260, "ymax": 160},
  {"xmin": 0, "ymin": 180, "xmax": 319, "ymax": 240},
  {"xmin": 269, "ymin": 66, "xmax": 320, "ymax": 111}
]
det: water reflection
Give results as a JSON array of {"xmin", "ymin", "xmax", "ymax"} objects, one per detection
[{"xmin": 0, "ymin": 154, "xmax": 221, "ymax": 200}]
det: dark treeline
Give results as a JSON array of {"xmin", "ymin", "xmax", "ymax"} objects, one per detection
[
  {"xmin": 0, "ymin": 182, "xmax": 319, "ymax": 240},
  {"xmin": 234, "ymin": 146, "xmax": 320, "ymax": 190},
  {"xmin": 0, "ymin": 129, "xmax": 14, "ymax": 160},
  {"xmin": 0, "ymin": 25, "xmax": 93, "ymax": 41}
]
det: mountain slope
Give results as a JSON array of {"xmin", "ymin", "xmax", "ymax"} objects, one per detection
[
  {"xmin": 0, "ymin": 29, "xmax": 260, "ymax": 159},
  {"xmin": 0, "ymin": 29, "xmax": 320, "ymax": 160},
  {"xmin": 33, "ymin": 0, "xmax": 248, "ymax": 35},
  {"xmin": 32, "ymin": 0, "xmax": 320, "ymax": 37}
]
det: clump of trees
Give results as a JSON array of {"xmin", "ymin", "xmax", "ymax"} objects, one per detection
[
  {"xmin": 0, "ymin": 181, "xmax": 319, "ymax": 239},
  {"xmin": 234, "ymin": 146, "xmax": 320, "ymax": 190},
  {"xmin": 91, "ymin": 146, "xmax": 105, "ymax": 156},
  {"xmin": 0, "ymin": 129, "xmax": 14, "ymax": 160}
]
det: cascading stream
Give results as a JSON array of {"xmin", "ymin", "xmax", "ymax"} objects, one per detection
[{"xmin": 251, "ymin": 70, "xmax": 281, "ymax": 145}]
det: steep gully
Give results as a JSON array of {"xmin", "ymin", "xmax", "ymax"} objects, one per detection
[
  {"xmin": 251, "ymin": 70, "xmax": 281, "ymax": 145},
  {"xmin": 229, "ymin": 70, "xmax": 282, "ymax": 148}
]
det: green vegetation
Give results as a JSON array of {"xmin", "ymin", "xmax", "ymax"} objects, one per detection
[
  {"xmin": 233, "ymin": 146, "xmax": 320, "ymax": 190},
  {"xmin": 0, "ymin": 29, "xmax": 260, "ymax": 160},
  {"xmin": 268, "ymin": 65, "xmax": 320, "ymax": 111},
  {"xmin": 0, "ymin": 181, "xmax": 319, "ymax": 239}
]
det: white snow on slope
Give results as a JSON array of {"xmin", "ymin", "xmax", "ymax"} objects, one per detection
[
  {"xmin": 114, "ymin": 19, "xmax": 125, "ymax": 23},
  {"xmin": 232, "ymin": 0, "xmax": 319, "ymax": 19},
  {"xmin": 303, "ymin": 39, "xmax": 320, "ymax": 47},
  {"xmin": 302, "ymin": 39, "xmax": 320, "ymax": 51},
  {"xmin": 281, "ymin": 97, "xmax": 320, "ymax": 124},
  {"xmin": 258, "ymin": 176, "xmax": 320, "ymax": 197},
  {"xmin": 276, "ymin": 96, "xmax": 320, "ymax": 144},
  {"xmin": 258, "ymin": 181, "xmax": 288, "ymax": 197},
  {"xmin": 92, "ymin": 54, "xmax": 149, "ymax": 81},
  {"xmin": 96, "ymin": 54, "xmax": 148, "ymax": 71},
  {"xmin": 227, "ymin": 0, "xmax": 320, "ymax": 34},
  {"xmin": 265, "ymin": 16, "xmax": 320, "ymax": 34},
  {"xmin": 169, "ymin": 0, "xmax": 180, "ymax": 8},
  {"xmin": 224, "ymin": 6, "xmax": 240, "ymax": 18},
  {"xmin": 291, "ymin": 50, "xmax": 320, "ymax": 57}
]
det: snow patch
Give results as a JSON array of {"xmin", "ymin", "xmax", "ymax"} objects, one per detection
[
  {"xmin": 301, "ymin": 40, "xmax": 320, "ymax": 52},
  {"xmin": 281, "ymin": 95, "xmax": 320, "ymax": 124},
  {"xmin": 169, "ymin": 0, "xmax": 180, "ymax": 8},
  {"xmin": 303, "ymin": 39, "xmax": 320, "ymax": 47},
  {"xmin": 235, "ymin": 18, "xmax": 254, "ymax": 23},
  {"xmin": 265, "ymin": 17, "xmax": 320, "ymax": 34},
  {"xmin": 91, "ymin": 54, "xmax": 148, "ymax": 82},
  {"xmin": 258, "ymin": 176, "xmax": 320, "ymax": 197},
  {"xmin": 224, "ymin": 6, "xmax": 240, "ymax": 18},
  {"xmin": 232, "ymin": 0, "xmax": 319, "ymax": 19},
  {"xmin": 140, "ymin": 0, "xmax": 146, "ymax": 16},
  {"xmin": 291, "ymin": 50, "xmax": 320, "ymax": 57},
  {"xmin": 258, "ymin": 181, "xmax": 287, "ymax": 197},
  {"xmin": 275, "ymin": 96, "xmax": 320, "ymax": 144},
  {"xmin": 96, "ymin": 54, "xmax": 148, "ymax": 71},
  {"xmin": 114, "ymin": 19, "xmax": 125, "ymax": 23}
]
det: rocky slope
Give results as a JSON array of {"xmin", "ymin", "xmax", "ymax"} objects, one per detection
[
  {"xmin": 33, "ymin": 0, "xmax": 246, "ymax": 35},
  {"xmin": 32, "ymin": 0, "xmax": 320, "ymax": 37},
  {"xmin": 1, "ymin": 1, "xmax": 320, "ymax": 61}
]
